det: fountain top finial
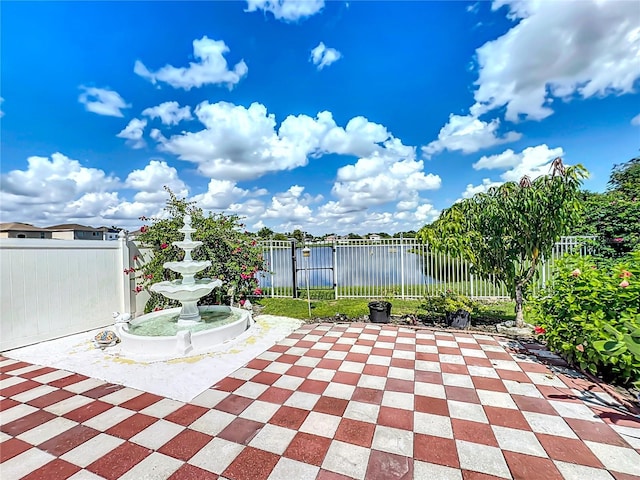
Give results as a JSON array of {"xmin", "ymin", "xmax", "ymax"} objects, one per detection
[{"xmin": 184, "ymin": 214, "xmax": 192, "ymax": 227}]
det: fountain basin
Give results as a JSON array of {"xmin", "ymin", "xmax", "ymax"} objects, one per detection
[
  {"xmin": 162, "ymin": 260, "xmax": 212, "ymax": 276},
  {"xmin": 116, "ymin": 305, "xmax": 252, "ymax": 357},
  {"xmin": 151, "ymin": 278, "xmax": 222, "ymax": 301}
]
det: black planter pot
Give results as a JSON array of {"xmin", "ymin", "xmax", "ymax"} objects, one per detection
[
  {"xmin": 446, "ymin": 309, "xmax": 471, "ymax": 329},
  {"xmin": 368, "ymin": 301, "xmax": 392, "ymax": 323}
]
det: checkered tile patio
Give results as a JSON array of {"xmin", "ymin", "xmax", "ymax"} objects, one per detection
[{"xmin": 1, "ymin": 323, "xmax": 639, "ymax": 479}]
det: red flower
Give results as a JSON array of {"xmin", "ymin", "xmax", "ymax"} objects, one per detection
[
  {"xmin": 620, "ymin": 270, "xmax": 633, "ymax": 278},
  {"xmin": 146, "ymin": 274, "xmax": 153, "ymax": 279},
  {"xmin": 534, "ymin": 326, "xmax": 546, "ymax": 335},
  {"xmin": 132, "ymin": 255, "xmax": 139, "ymax": 262},
  {"xmin": 134, "ymin": 285, "xmax": 143, "ymax": 293},
  {"xmin": 613, "ymin": 237, "xmax": 624, "ymax": 243},
  {"xmin": 239, "ymin": 299, "xmax": 246, "ymax": 306},
  {"xmin": 253, "ymin": 288, "xmax": 262, "ymax": 295},
  {"xmin": 140, "ymin": 226, "xmax": 148, "ymax": 233},
  {"xmin": 153, "ymin": 307, "xmax": 162, "ymax": 311},
  {"xmin": 160, "ymin": 243, "xmax": 168, "ymax": 249},
  {"xmin": 251, "ymin": 240, "xmax": 257, "ymax": 246}
]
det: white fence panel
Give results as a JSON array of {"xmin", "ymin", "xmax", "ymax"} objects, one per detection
[{"xmin": 0, "ymin": 238, "xmax": 131, "ymax": 351}]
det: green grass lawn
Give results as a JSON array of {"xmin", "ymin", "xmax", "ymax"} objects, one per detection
[{"xmin": 256, "ymin": 297, "xmax": 517, "ymax": 323}]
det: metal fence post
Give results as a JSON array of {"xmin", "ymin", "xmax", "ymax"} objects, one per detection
[{"xmin": 291, "ymin": 241, "xmax": 298, "ymax": 299}]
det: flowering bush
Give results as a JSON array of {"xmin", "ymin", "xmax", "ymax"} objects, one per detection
[
  {"xmin": 132, "ymin": 189, "xmax": 264, "ymax": 313},
  {"xmin": 527, "ymin": 251, "xmax": 640, "ymax": 386}
]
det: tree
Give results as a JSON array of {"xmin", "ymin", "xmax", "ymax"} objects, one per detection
[
  {"xmin": 257, "ymin": 227, "xmax": 274, "ymax": 239},
  {"xmin": 419, "ymin": 158, "xmax": 587, "ymax": 327},
  {"xmin": 291, "ymin": 229, "xmax": 305, "ymax": 243}
]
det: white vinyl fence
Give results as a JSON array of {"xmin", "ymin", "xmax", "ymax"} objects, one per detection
[
  {"xmin": 257, "ymin": 236, "xmax": 594, "ymax": 300},
  {"xmin": 0, "ymin": 235, "xmax": 135, "ymax": 351}
]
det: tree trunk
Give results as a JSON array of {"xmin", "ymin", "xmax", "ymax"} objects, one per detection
[{"xmin": 515, "ymin": 284, "xmax": 524, "ymax": 328}]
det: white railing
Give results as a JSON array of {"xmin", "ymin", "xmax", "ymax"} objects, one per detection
[
  {"xmin": 258, "ymin": 236, "xmax": 593, "ymax": 300},
  {"xmin": 0, "ymin": 234, "xmax": 135, "ymax": 351}
]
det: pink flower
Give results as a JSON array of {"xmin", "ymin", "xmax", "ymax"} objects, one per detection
[
  {"xmin": 253, "ymin": 288, "xmax": 262, "ymax": 295},
  {"xmin": 571, "ymin": 269, "xmax": 581, "ymax": 277},
  {"xmin": 145, "ymin": 274, "xmax": 153, "ymax": 279},
  {"xmin": 251, "ymin": 240, "xmax": 257, "ymax": 246},
  {"xmin": 239, "ymin": 299, "xmax": 246, "ymax": 306},
  {"xmin": 613, "ymin": 237, "xmax": 624, "ymax": 243},
  {"xmin": 134, "ymin": 285, "xmax": 143, "ymax": 293},
  {"xmin": 619, "ymin": 280, "xmax": 630, "ymax": 288},
  {"xmin": 123, "ymin": 268, "xmax": 135, "ymax": 275},
  {"xmin": 160, "ymin": 243, "xmax": 168, "ymax": 249},
  {"xmin": 576, "ymin": 344, "xmax": 584, "ymax": 352},
  {"xmin": 132, "ymin": 255, "xmax": 139, "ymax": 262},
  {"xmin": 140, "ymin": 226, "xmax": 148, "ymax": 233},
  {"xmin": 534, "ymin": 326, "xmax": 546, "ymax": 335},
  {"xmin": 153, "ymin": 307, "xmax": 162, "ymax": 311},
  {"xmin": 620, "ymin": 270, "xmax": 633, "ymax": 278}
]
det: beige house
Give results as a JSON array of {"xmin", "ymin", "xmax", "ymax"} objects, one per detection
[
  {"xmin": 0, "ymin": 222, "xmax": 53, "ymax": 239},
  {"xmin": 46, "ymin": 224, "xmax": 107, "ymax": 240}
]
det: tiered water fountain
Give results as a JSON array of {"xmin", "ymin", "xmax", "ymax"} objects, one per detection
[{"xmin": 116, "ymin": 215, "xmax": 253, "ymax": 358}]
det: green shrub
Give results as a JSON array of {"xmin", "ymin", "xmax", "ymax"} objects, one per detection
[
  {"xmin": 422, "ymin": 290, "xmax": 475, "ymax": 318},
  {"xmin": 527, "ymin": 252, "xmax": 640, "ymax": 387},
  {"xmin": 133, "ymin": 189, "xmax": 264, "ymax": 313}
]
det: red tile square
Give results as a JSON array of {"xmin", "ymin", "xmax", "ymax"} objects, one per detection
[
  {"xmin": 331, "ymin": 343, "xmax": 352, "ymax": 352},
  {"xmin": 20, "ymin": 366, "xmax": 57, "ymax": 379},
  {"xmin": 48, "ymin": 373, "xmax": 89, "ymax": 388},
  {"xmin": 317, "ymin": 470, "xmax": 365, "ymax": 480},
  {"xmin": 287, "ymin": 365, "xmax": 313, "ymax": 377},
  {"xmin": 27, "ymin": 388, "xmax": 75, "ymax": 408},
  {"xmin": 218, "ymin": 418, "xmax": 263, "ymax": 445},
  {"xmin": 1, "ymin": 361, "xmax": 32, "ymax": 373},
  {"xmin": 158, "ymin": 429, "xmax": 212, "ymax": 460},
  {"xmin": 283, "ymin": 432, "xmax": 332, "ymax": 466},
  {"xmin": 503, "ymin": 451, "xmax": 564, "ymax": 480},
  {"xmin": 416, "ymin": 338, "xmax": 436, "ymax": 346},
  {"xmin": 164, "ymin": 404, "xmax": 208, "ymax": 426},
  {"xmin": 451, "ymin": 419, "xmax": 498, "ymax": 447},
  {"xmin": 245, "ymin": 359, "xmax": 271, "ymax": 370},
  {"xmin": 223, "ymin": 446, "xmax": 280, "ymax": 480},
  {"xmin": 1, "ymin": 379, "xmax": 40, "ymax": 397},
  {"xmin": 212, "ymin": 377, "xmax": 246, "ymax": 392},
  {"xmin": 371, "ymin": 347, "xmax": 393, "ymax": 357},
  {"xmin": 394, "ymin": 344, "xmax": 415, "ymax": 353},
  {"xmin": 119, "ymin": 392, "xmax": 164, "ymax": 411},
  {"xmin": 87, "ymin": 442, "xmax": 152, "ymax": 480},
  {"xmin": 565, "ymin": 418, "xmax": 631, "ymax": 447},
  {"xmin": 363, "ymin": 364, "xmax": 389, "ymax": 377},
  {"xmin": 214, "ymin": 394, "xmax": 253, "ymax": 415},
  {"xmin": 352, "ymin": 387, "xmax": 384, "ymax": 405},
  {"xmin": 441, "ymin": 363, "xmax": 470, "ymax": 375},
  {"xmin": 438, "ymin": 347, "xmax": 462, "ymax": 355},
  {"xmin": 251, "ymin": 371, "xmax": 281, "ymax": 386},
  {"xmin": 386, "ymin": 378, "xmax": 414, "ymax": 393},
  {"xmin": 280, "ymin": 355, "xmax": 304, "ymax": 365},
  {"xmin": 378, "ymin": 406, "xmax": 413, "ymax": 431},
  {"xmin": 416, "ymin": 352, "xmax": 439, "ymax": 362},
  {"xmin": 537, "ymin": 386, "xmax": 578, "ymax": 403},
  {"xmin": 464, "ymin": 357, "xmax": 493, "ymax": 368},
  {"xmin": 318, "ymin": 336, "xmax": 338, "ymax": 344},
  {"xmin": 0, "ymin": 437, "xmax": 31, "ymax": 462},
  {"xmin": 258, "ymin": 386, "xmax": 294, "ymax": 404},
  {"xmin": 268, "ymin": 344, "xmax": 289, "ymax": 353},
  {"xmin": 299, "ymin": 379, "xmax": 329, "ymax": 395},
  {"xmin": 471, "ymin": 377, "xmax": 507, "ymax": 393},
  {"xmin": 414, "ymin": 433, "xmax": 459, "ymax": 468},
  {"xmin": 106, "ymin": 413, "xmax": 158, "ymax": 440},
  {"xmin": 21, "ymin": 458, "xmax": 80, "ymax": 480},
  {"xmin": 484, "ymin": 406, "xmax": 531, "ymax": 431},
  {"xmin": 1, "ymin": 409, "xmax": 56, "ymax": 436},
  {"xmin": 82, "ymin": 383, "xmax": 124, "ymax": 399},
  {"xmin": 38, "ymin": 424, "xmax": 100, "ymax": 456},
  {"xmin": 314, "ymin": 396, "xmax": 349, "ymax": 416},
  {"xmin": 445, "ymin": 386, "xmax": 480, "ymax": 403},
  {"xmin": 168, "ymin": 463, "xmax": 219, "ymax": 480},
  {"xmin": 511, "ymin": 395, "xmax": 556, "ymax": 415},
  {"xmin": 484, "ymin": 351, "xmax": 513, "ymax": 361},
  {"xmin": 304, "ymin": 349, "xmax": 327, "ymax": 358},
  {"xmin": 462, "ymin": 470, "xmax": 508, "ymax": 479},
  {"xmin": 346, "ymin": 352, "xmax": 369, "ymax": 363},
  {"xmin": 497, "ymin": 370, "xmax": 531, "ymax": 383},
  {"xmin": 366, "ymin": 449, "xmax": 413, "ymax": 480},
  {"xmin": 317, "ymin": 359, "xmax": 342, "ymax": 370},
  {"xmin": 335, "ymin": 418, "xmax": 376, "ymax": 447},
  {"xmin": 332, "ymin": 371, "xmax": 360, "ymax": 385},
  {"xmin": 269, "ymin": 405, "xmax": 309, "ymax": 430},
  {"xmin": 536, "ymin": 433, "xmax": 604, "ymax": 468},
  {"xmin": 415, "ymin": 396, "xmax": 449, "ymax": 416},
  {"xmin": 295, "ymin": 340, "xmax": 315, "ymax": 349},
  {"xmin": 64, "ymin": 400, "xmax": 113, "ymax": 422},
  {"xmin": 390, "ymin": 358, "xmax": 415, "ymax": 369},
  {"xmin": 518, "ymin": 361, "xmax": 551, "ymax": 373},
  {"xmin": 0, "ymin": 397, "xmax": 20, "ymax": 411},
  {"xmin": 415, "ymin": 371, "xmax": 443, "ymax": 384}
]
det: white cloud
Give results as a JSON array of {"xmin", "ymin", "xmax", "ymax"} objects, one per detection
[
  {"xmin": 472, "ymin": 0, "xmax": 640, "ymax": 121},
  {"xmin": 245, "ymin": 0, "xmax": 324, "ymax": 22},
  {"xmin": 134, "ymin": 37, "xmax": 248, "ymax": 90},
  {"xmin": 125, "ymin": 160, "xmax": 188, "ymax": 203},
  {"xmin": 632, "ymin": 113, "xmax": 640, "ymax": 126},
  {"xmin": 142, "ymin": 101, "xmax": 192, "ymax": 125},
  {"xmin": 461, "ymin": 178, "xmax": 503, "ymax": 199},
  {"xmin": 190, "ymin": 179, "xmax": 258, "ymax": 210},
  {"xmin": 153, "ymin": 102, "xmax": 395, "ymax": 181},
  {"xmin": 263, "ymin": 185, "xmax": 319, "ymax": 221},
  {"xmin": 0, "ymin": 97, "xmax": 4, "ymax": 118},
  {"xmin": 473, "ymin": 144, "xmax": 565, "ymax": 182},
  {"xmin": 423, "ymin": 114, "xmax": 521, "ymax": 157},
  {"xmin": 78, "ymin": 86, "xmax": 130, "ymax": 117},
  {"xmin": 310, "ymin": 42, "xmax": 342, "ymax": 70},
  {"xmin": 116, "ymin": 118, "xmax": 147, "ymax": 149}
]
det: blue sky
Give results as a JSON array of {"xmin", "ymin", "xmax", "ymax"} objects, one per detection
[{"xmin": 1, "ymin": 0, "xmax": 639, "ymax": 235}]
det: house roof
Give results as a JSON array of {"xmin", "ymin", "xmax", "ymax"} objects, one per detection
[
  {"xmin": 46, "ymin": 223, "xmax": 102, "ymax": 232},
  {"xmin": 0, "ymin": 222, "xmax": 51, "ymax": 232}
]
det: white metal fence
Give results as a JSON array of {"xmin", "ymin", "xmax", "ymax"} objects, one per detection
[
  {"xmin": 0, "ymin": 235, "xmax": 135, "ymax": 351},
  {"xmin": 257, "ymin": 236, "xmax": 594, "ymax": 300}
]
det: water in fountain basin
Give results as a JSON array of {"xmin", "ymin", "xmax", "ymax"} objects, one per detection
[{"xmin": 127, "ymin": 309, "xmax": 244, "ymax": 337}]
